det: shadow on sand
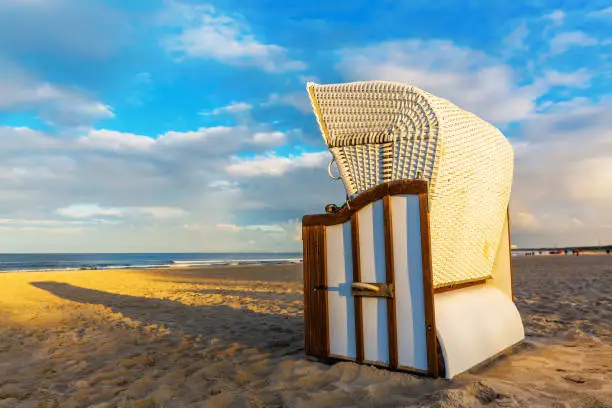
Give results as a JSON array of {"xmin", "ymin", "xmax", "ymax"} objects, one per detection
[{"xmin": 30, "ymin": 281, "xmax": 304, "ymax": 356}]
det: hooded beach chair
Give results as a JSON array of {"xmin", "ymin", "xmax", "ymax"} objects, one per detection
[{"xmin": 301, "ymin": 81, "xmax": 524, "ymax": 378}]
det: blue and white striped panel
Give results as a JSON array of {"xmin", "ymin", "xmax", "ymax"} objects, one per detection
[
  {"xmin": 358, "ymin": 201, "xmax": 389, "ymax": 365},
  {"xmin": 392, "ymin": 195, "xmax": 428, "ymax": 371},
  {"xmin": 325, "ymin": 221, "xmax": 356, "ymax": 359}
]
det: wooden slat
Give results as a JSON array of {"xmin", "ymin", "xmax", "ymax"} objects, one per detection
[
  {"xmin": 302, "ymin": 225, "xmax": 328, "ymax": 359},
  {"xmin": 507, "ymin": 205, "xmax": 515, "ymax": 300},
  {"xmin": 434, "ymin": 279, "xmax": 487, "ymax": 294},
  {"xmin": 303, "ymin": 180, "xmax": 428, "ymax": 227},
  {"xmin": 418, "ymin": 193, "xmax": 438, "ymax": 377},
  {"xmin": 383, "ymin": 195, "xmax": 398, "ymax": 369},
  {"xmin": 302, "ymin": 227, "xmax": 312, "ymax": 355},
  {"xmin": 350, "ymin": 213, "xmax": 364, "ymax": 363},
  {"xmin": 322, "ymin": 226, "xmax": 329, "ymax": 356}
]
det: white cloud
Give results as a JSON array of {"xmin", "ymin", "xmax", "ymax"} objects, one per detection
[
  {"xmin": 544, "ymin": 10, "xmax": 566, "ymax": 25},
  {"xmin": 216, "ymin": 223, "xmax": 285, "ymax": 233},
  {"xmin": 208, "ymin": 180, "xmax": 239, "ymax": 190},
  {"xmin": 336, "ymin": 40, "xmax": 601, "ymax": 124},
  {"xmin": 77, "ymin": 129, "xmax": 155, "ymax": 151},
  {"xmin": 159, "ymin": 126, "xmax": 239, "ymax": 146},
  {"xmin": 549, "ymin": 31, "xmax": 598, "ymax": 55},
  {"xmin": 57, "ymin": 204, "xmax": 188, "ymax": 219},
  {"xmin": 511, "ymin": 212, "xmax": 541, "ymax": 232},
  {"xmin": 56, "ymin": 204, "xmax": 123, "ymax": 218},
  {"xmin": 0, "ymin": 124, "xmax": 342, "ymax": 252},
  {"xmin": 263, "ymin": 92, "xmax": 312, "ymax": 114},
  {"xmin": 76, "ymin": 126, "xmax": 287, "ymax": 155},
  {"xmin": 567, "ymin": 157, "xmax": 612, "ymax": 201},
  {"xmin": 587, "ymin": 6, "xmax": 612, "ymax": 19},
  {"xmin": 0, "ymin": 225, "xmax": 87, "ymax": 234},
  {"xmin": 540, "ymin": 69, "xmax": 592, "ymax": 88},
  {"xmin": 0, "ymin": 59, "xmax": 113, "ymax": 126},
  {"xmin": 157, "ymin": 126, "xmax": 288, "ymax": 153},
  {"xmin": 0, "ymin": 166, "xmax": 59, "ymax": 182},
  {"xmin": 0, "ymin": 218, "xmax": 108, "ymax": 226},
  {"xmin": 158, "ymin": 128, "xmax": 220, "ymax": 144},
  {"xmin": 226, "ymin": 151, "xmax": 329, "ymax": 177},
  {"xmin": 0, "ymin": 126, "xmax": 61, "ymax": 150},
  {"xmin": 200, "ymin": 101, "xmax": 253, "ymax": 116},
  {"xmin": 0, "ymin": 217, "xmax": 116, "ymax": 234},
  {"xmin": 136, "ymin": 206, "xmax": 189, "ymax": 219},
  {"xmin": 510, "ymin": 97, "xmax": 612, "ymax": 246},
  {"xmin": 251, "ymin": 131, "xmax": 286, "ymax": 146},
  {"xmin": 247, "ymin": 224, "xmax": 285, "ymax": 233},
  {"xmin": 503, "ymin": 21, "xmax": 529, "ymax": 54},
  {"xmin": 216, "ymin": 223, "xmax": 244, "ymax": 232},
  {"xmin": 336, "ymin": 39, "xmax": 539, "ymax": 124},
  {"xmin": 162, "ymin": 1, "xmax": 305, "ymax": 73},
  {"xmin": 291, "ymin": 220, "xmax": 302, "ymax": 242},
  {"xmin": 0, "ymin": 156, "xmax": 75, "ymax": 183}
]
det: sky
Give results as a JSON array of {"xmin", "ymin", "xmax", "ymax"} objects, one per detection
[{"xmin": 0, "ymin": 0, "xmax": 611, "ymax": 253}]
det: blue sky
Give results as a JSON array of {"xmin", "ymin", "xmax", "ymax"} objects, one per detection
[{"xmin": 0, "ymin": 0, "xmax": 611, "ymax": 252}]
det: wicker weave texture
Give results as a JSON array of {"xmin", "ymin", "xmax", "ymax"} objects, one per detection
[{"xmin": 307, "ymin": 81, "xmax": 513, "ymax": 288}]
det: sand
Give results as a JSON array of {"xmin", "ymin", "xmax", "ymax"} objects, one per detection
[{"xmin": 0, "ymin": 257, "xmax": 610, "ymax": 408}]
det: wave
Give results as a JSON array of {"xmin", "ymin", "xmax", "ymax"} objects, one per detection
[
  {"xmin": 104, "ymin": 264, "xmax": 173, "ymax": 270},
  {"xmin": 0, "ymin": 265, "xmax": 172, "ymax": 273},
  {"xmin": 0, "ymin": 267, "xmax": 84, "ymax": 273},
  {"xmin": 170, "ymin": 257, "xmax": 303, "ymax": 267},
  {"xmin": 0, "ymin": 255, "xmax": 303, "ymax": 273}
]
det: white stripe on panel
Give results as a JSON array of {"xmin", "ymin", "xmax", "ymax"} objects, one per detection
[
  {"xmin": 325, "ymin": 222, "xmax": 356, "ymax": 359},
  {"xmin": 392, "ymin": 195, "xmax": 428, "ymax": 370},
  {"xmin": 358, "ymin": 201, "xmax": 389, "ymax": 364}
]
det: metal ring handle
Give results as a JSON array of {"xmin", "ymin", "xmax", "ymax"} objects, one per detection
[
  {"xmin": 327, "ymin": 157, "xmax": 342, "ymax": 181},
  {"xmin": 351, "ymin": 282, "xmax": 380, "ymax": 292}
]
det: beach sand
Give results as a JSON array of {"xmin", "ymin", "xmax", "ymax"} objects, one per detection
[{"xmin": 0, "ymin": 257, "xmax": 610, "ymax": 408}]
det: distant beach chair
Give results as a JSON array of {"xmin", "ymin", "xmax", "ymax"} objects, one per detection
[{"xmin": 301, "ymin": 81, "xmax": 524, "ymax": 379}]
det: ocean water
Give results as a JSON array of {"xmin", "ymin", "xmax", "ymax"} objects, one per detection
[{"xmin": 0, "ymin": 252, "xmax": 303, "ymax": 272}]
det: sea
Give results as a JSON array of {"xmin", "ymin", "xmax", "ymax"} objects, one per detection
[{"xmin": 0, "ymin": 252, "xmax": 303, "ymax": 273}]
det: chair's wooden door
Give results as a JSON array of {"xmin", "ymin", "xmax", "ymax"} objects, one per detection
[
  {"xmin": 302, "ymin": 181, "xmax": 438, "ymax": 376},
  {"xmin": 302, "ymin": 225, "xmax": 328, "ymax": 359}
]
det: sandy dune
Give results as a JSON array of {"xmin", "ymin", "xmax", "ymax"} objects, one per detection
[{"xmin": 0, "ymin": 258, "xmax": 610, "ymax": 407}]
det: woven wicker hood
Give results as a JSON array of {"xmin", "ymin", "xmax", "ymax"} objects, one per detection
[{"xmin": 306, "ymin": 81, "xmax": 514, "ymax": 288}]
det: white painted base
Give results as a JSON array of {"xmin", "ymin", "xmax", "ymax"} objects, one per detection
[{"xmin": 435, "ymin": 285, "xmax": 525, "ymax": 379}]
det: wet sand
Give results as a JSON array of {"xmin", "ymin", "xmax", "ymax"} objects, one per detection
[{"xmin": 0, "ymin": 257, "xmax": 610, "ymax": 407}]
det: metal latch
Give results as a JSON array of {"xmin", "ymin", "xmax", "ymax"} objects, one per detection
[{"xmin": 351, "ymin": 282, "xmax": 394, "ymax": 298}]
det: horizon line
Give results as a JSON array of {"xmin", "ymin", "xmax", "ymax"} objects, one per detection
[{"xmin": 0, "ymin": 250, "xmax": 303, "ymax": 255}]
